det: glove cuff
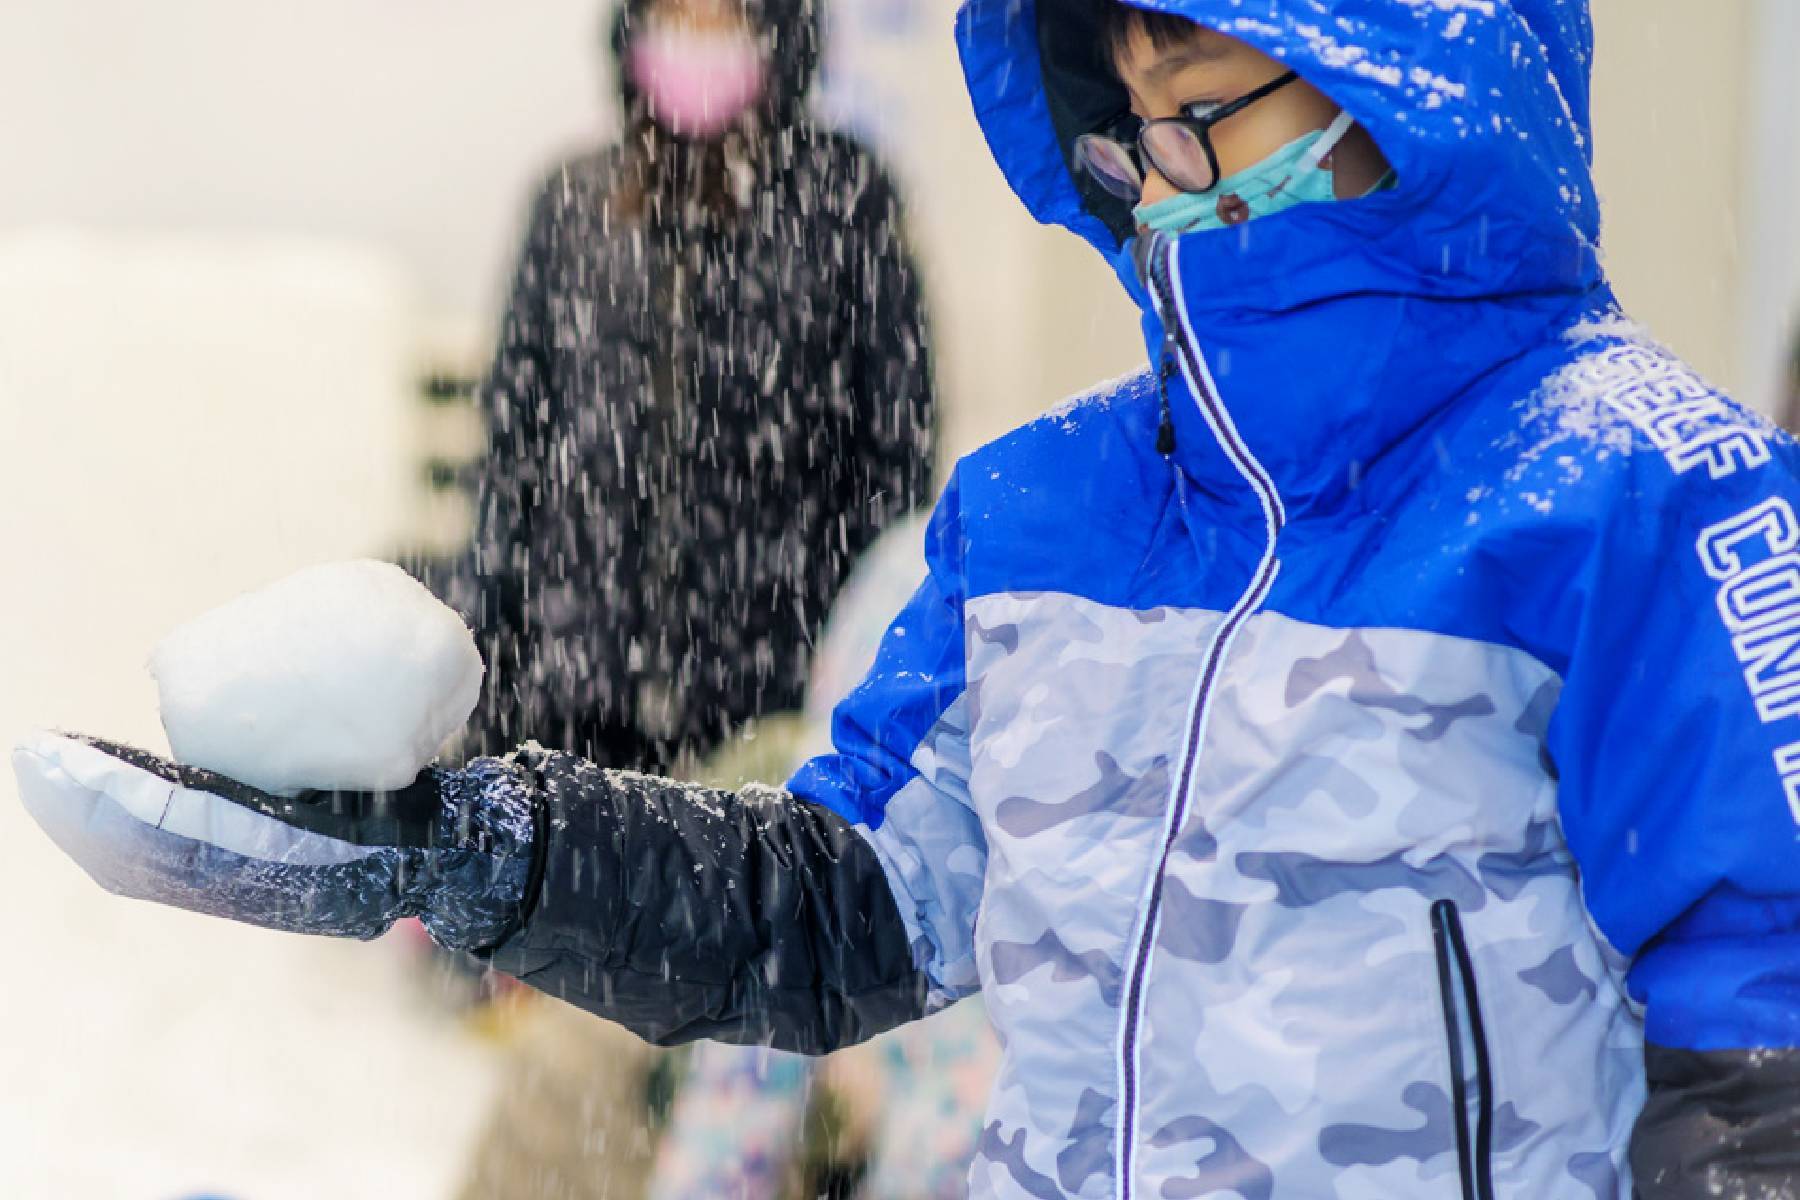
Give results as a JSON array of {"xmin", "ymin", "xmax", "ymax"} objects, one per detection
[{"xmin": 415, "ymin": 756, "xmax": 540, "ymax": 953}]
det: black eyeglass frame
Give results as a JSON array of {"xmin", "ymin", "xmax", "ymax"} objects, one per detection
[{"xmin": 1075, "ymin": 69, "xmax": 1303, "ymax": 200}]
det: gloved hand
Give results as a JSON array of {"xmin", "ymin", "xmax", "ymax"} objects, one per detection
[{"xmin": 10, "ymin": 732, "xmax": 541, "ymax": 952}]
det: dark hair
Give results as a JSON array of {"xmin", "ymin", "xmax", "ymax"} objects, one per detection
[
  {"xmin": 612, "ymin": 111, "xmax": 748, "ymax": 225},
  {"xmin": 1097, "ymin": 2, "xmax": 1208, "ymax": 69},
  {"xmin": 607, "ymin": 0, "xmax": 796, "ymax": 227}
]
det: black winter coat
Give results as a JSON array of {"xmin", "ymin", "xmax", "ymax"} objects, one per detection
[{"xmin": 439, "ymin": 127, "xmax": 934, "ymax": 764}]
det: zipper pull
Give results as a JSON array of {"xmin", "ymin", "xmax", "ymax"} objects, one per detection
[
  {"xmin": 1156, "ymin": 353, "xmax": 1178, "ymax": 456},
  {"xmin": 1146, "ymin": 233, "xmax": 1181, "ymax": 458}
]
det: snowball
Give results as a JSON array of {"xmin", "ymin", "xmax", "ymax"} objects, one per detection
[{"xmin": 150, "ymin": 560, "xmax": 483, "ymax": 795}]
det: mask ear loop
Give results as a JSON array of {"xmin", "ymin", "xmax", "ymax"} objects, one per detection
[{"xmin": 1301, "ymin": 110, "xmax": 1358, "ymax": 172}]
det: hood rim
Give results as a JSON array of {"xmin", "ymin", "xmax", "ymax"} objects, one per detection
[{"xmin": 956, "ymin": 0, "xmax": 1604, "ymax": 310}]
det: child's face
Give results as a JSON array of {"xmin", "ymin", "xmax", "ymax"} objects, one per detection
[{"xmin": 1112, "ymin": 24, "xmax": 1350, "ymax": 206}]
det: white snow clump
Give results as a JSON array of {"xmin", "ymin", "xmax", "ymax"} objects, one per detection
[{"xmin": 151, "ymin": 560, "xmax": 483, "ymax": 795}]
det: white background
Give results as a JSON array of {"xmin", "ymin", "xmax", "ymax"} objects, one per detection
[{"xmin": 4, "ymin": 0, "xmax": 1792, "ymax": 430}]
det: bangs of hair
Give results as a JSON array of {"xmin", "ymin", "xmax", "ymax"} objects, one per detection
[{"xmin": 1098, "ymin": 2, "xmax": 1209, "ymax": 66}]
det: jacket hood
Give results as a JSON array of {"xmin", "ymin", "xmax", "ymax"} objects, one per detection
[
  {"xmin": 956, "ymin": 0, "xmax": 1613, "ymax": 511},
  {"xmin": 610, "ymin": 0, "xmax": 822, "ymax": 126}
]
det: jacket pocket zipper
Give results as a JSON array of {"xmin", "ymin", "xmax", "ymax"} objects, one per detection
[{"xmin": 1431, "ymin": 899, "xmax": 1495, "ymax": 1200}]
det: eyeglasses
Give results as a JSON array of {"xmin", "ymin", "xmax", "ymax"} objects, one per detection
[{"xmin": 1074, "ymin": 70, "xmax": 1301, "ymax": 201}]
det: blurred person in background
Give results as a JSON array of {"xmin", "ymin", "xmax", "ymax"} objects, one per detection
[
  {"xmin": 441, "ymin": 0, "xmax": 935, "ymax": 1192},
  {"xmin": 433, "ymin": 0, "xmax": 934, "ymax": 773},
  {"xmin": 645, "ymin": 976, "xmax": 998, "ymax": 1200}
]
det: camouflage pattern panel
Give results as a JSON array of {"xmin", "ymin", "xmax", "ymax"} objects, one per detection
[
  {"xmin": 965, "ymin": 592, "xmax": 1225, "ymax": 1199},
  {"xmin": 1142, "ymin": 612, "xmax": 1643, "ymax": 1199},
  {"xmin": 854, "ymin": 690, "xmax": 987, "ymax": 1010},
  {"xmin": 956, "ymin": 593, "xmax": 1644, "ymax": 1199}
]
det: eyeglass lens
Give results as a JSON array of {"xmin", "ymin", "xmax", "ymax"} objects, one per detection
[
  {"xmin": 1074, "ymin": 134, "xmax": 1143, "ymax": 201},
  {"xmin": 1140, "ymin": 122, "xmax": 1216, "ymax": 193},
  {"xmin": 1076, "ymin": 120, "xmax": 1216, "ymax": 202}
]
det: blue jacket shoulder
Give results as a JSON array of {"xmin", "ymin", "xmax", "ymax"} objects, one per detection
[{"xmin": 947, "ymin": 369, "xmax": 1178, "ymax": 606}]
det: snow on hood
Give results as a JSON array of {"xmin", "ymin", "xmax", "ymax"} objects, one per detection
[{"xmin": 956, "ymin": 0, "xmax": 1603, "ymax": 311}]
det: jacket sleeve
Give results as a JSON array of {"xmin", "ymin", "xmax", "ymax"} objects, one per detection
[
  {"xmin": 1538, "ymin": 388, "xmax": 1800, "ymax": 1196},
  {"xmin": 419, "ymin": 177, "xmax": 563, "ymax": 754},
  {"xmin": 785, "ymin": 472, "xmax": 986, "ymax": 1012},
  {"xmin": 485, "ymin": 476, "xmax": 982, "ymax": 1050},
  {"xmin": 839, "ymin": 154, "xmax": 936, "ymax": 551},
  {"xmin": 482, "ymin": 753, "xmax": 929, "ymax": 1053}
]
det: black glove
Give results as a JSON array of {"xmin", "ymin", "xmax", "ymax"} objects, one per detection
[{"xmin": 11, "ymin": 732, "xmax": 540, "ymax": 952}]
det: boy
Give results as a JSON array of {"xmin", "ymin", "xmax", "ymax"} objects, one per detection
[{"xmin": 16, "ymin": 1, "xmax": 1800, "ymax": 1196}]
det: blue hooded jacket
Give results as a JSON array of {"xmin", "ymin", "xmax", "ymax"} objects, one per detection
[{"xmin": 782, "ymin": 0, "xmax": 1800, "ymax": 1196}]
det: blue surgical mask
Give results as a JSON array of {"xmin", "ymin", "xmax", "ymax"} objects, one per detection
[{"xmin": 1134, "ymin": 111, "xmax": 1358, "ymax": 235}]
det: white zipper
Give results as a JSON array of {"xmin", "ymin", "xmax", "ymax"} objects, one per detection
[{"xmin": 1112, "ymin": 235, "xmax": 1287, "ymax": 1199}]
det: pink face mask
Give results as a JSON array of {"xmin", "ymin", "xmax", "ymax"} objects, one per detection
[{"xmin": 628, "ymin": 27, "xmax": 767, "ymax": 138}]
